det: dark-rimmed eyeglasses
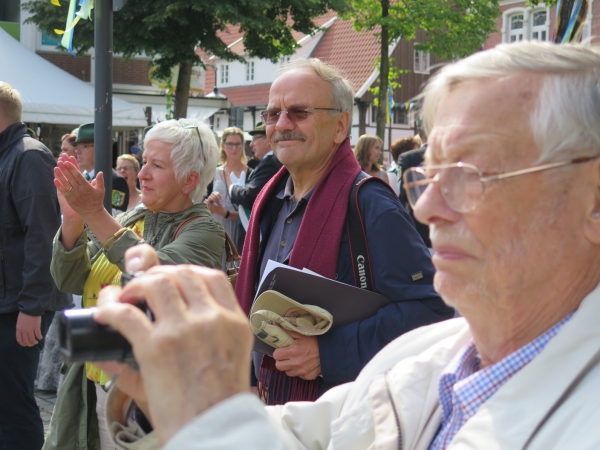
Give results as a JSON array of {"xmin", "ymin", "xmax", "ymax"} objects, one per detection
[
  {"xmin": 403, "ymin": 155, "xmax": 600, "ymax": 213},
  {"xmin": 260, "ymin": 107, "xmax": 342, "ymax": 125}
]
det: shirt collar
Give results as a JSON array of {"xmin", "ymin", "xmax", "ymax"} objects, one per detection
[{"xmin": 276, "ymin": 175, "xmax": 315, "ymax": 203}]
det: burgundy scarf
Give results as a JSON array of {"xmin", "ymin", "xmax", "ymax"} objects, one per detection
[{"xmin": 235, "ymin": 138, "xmax": 361, "ymax": 403}]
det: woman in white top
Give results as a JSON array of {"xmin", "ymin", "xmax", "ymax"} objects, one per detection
[
  {"xmin": 205, "ymin": 126, "xmax": 248, "ymax": 238},
  {"xmin": 354, "ymin": 134, "xmax": 390, "ymax": 184},
  {"xmin": 116, "ymin": 154, "xmax": 143, "ymax": 211}
]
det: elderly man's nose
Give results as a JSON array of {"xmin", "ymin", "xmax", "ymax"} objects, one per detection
[
  {"xmin": 413, "ymin": 182, "xmax": 459, "ymax": 225},
  {"xmin": 275, "ymin": 111, "xmax": 294, "ymax": 129}
]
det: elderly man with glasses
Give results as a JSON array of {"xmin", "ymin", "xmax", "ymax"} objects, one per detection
[
  {"xmin": 96, "ymin": 41, "xmax": 600, "ymax": 450},
  {"xmin": 233, "ymin": 58, "xmax": 451, "ymax": 405}
]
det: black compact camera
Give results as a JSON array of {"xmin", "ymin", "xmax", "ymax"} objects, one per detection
[{"xmin": 59, "ymin": 273, "xmax": 152, "ymax": 365}]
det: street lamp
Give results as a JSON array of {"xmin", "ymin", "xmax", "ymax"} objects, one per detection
[{"xmin": 204, "ymin": 62, "xmax": 227, "ymax": 99}]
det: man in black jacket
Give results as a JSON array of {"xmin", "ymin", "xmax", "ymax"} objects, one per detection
[
  {"xmin": 0, "ymin": 82, "xmax": 71, "ymax": 450},
  {"xmin": 74, "ymin": 122, "xmax": 130, "ymax": 215},
  {"xmin": 229, "ymin": 122, "xmax": 283, "ymax": 249},
  {"xmin": 398, "ymin": 144, "xmax": 431, "ymax": 248}
]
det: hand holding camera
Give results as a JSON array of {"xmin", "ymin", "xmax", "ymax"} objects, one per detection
[{"xmin": 75, "ymin": 244, "xmax": 253, "ymax": 445}]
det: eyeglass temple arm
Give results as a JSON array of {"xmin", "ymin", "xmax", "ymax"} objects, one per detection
[{"xmin": 480, "ymin": 156, "xmax": 597, "ymax": 183}]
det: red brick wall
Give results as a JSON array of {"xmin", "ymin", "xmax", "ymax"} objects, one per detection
[
  {"xmin": 113, "ymin": 58, "xmax": 152, "ymax": 86},
  {"xmin": 38, "ymin": 52, "xmax": 92, "ymax": 81},
  {"xmin": 37, "ymin": 52, "xmax": 152, "ymax": 85}
]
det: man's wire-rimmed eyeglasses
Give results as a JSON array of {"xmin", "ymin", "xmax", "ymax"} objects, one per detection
[
  {"xmin": 403, "ymin": 155, "xmax": 600, "ymax": 213},
  {"xmin": 260, "ymin": 107, "xmax": 342, "ymax": 125}
]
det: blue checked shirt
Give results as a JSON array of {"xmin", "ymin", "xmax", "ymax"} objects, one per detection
[{"xmin": 429, "ymin": 313, "xmax": 573, "ymax": 450}]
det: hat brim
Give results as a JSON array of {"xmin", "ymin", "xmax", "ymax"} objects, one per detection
[{"xmin": 250, "ymin": 290, "xmax": 332, "ymax": 324}]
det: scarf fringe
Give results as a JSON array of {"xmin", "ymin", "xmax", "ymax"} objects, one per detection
[{"xmin": 257, "ymin": 355, "xmax": 320, "ymax": 405}]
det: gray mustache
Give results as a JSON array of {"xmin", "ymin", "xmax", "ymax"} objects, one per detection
[{"xmin": 271, "ymin": 131, "xmax": 307, "ymax": 142}]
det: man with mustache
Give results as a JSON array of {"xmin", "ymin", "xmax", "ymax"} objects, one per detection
[
  {"xmin": 98, "ymin": 41, "xmax": 600, "ymax": 449},
  {"xmin": 232, "ymin": 58, "xmax": 452, "ymax": 405}
]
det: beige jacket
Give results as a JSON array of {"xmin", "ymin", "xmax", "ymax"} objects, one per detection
[{"xmin": 107, "ymin": 283, "xmax": 600, "ymax": 449}]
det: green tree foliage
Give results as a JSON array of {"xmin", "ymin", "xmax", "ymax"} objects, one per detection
[
  {"xmin": 24, "ymin": 0, "xmax": 349, "ymax": 118},
  {"xmin": 342, "ymin": 0, "xmax": 500, "ymax": 142}
]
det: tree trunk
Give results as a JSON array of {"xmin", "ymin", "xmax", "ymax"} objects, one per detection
[
  {"xmin": 174, "ymin": 60, "xmax": 193, "ymax": 119},
  {"xmin": 376, "ymin": 0, "xmax": 389, "ymax": 145}
]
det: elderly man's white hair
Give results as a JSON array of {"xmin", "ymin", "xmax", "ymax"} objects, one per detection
[
  {"xmin": 276, "ymin": 58, "xmax": 354, "ymax": 137},
  {"xmin": 421, "ymin": 41, "xmax": 600, "ymax": 163},
  {"xmin": 144, "ymin": 119, "xmax": 219, "ymax": 203}
]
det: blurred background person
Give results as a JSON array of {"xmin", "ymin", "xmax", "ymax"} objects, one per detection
[
  {"xmin": 0, "ymin": 82, "xmax": 69, "ymax": 450},
  {"xmin": 229, "ymin": 122, "xmax": 283, "ymax": 251},
  {"xmin": 60, "ymin": 133, "xmax": 77, "ymax": 160},
  {"xmin": 205, "ymin": 126, "xmax": 249, "ymax": 249},
  {"xmin": 46, "ymin": 119, "xmax": 224, "ymax": 450},
  {"xmin": 116, "ymin": 154, "xmax": 143, "ymax": 211},
  {"xmin": 354, "ymin": 134, "xmax": 389, "ymax": 184},
  {"xmin": 73, "ymin": 123, "xmax": 129, "ymax": 216},
  {"xmin": 387, "ymin": 135, "xmax": 422, "ymax": 196}
]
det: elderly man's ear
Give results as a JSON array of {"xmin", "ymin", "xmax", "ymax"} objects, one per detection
[
  {"xmin": 584, "ymin": 161, "xmax": 600, "ymax": 244},
  {"xmin": 333, "ymin": 111, "xmax": 351, "ymax": 145}
]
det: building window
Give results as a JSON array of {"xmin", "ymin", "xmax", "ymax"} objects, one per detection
[
  {"xmin": 220, "ymin": 65, "xmax": 228, "ymax": 84},
  {"xmin": 371, "ymin": 105, "xmax": 377, "ymax": 123},
  {"xmin": 279, "ymin": 56, "xmax": 291, "ymax": 66},
  {"xmin": 531, "ymin": 11, "xmax": 547, "ymax": 41},
  {"xmin": 503, "ymin": 7, "xmax": 549, "ymax": 44},
  {"xmin": 41, "ymin": 31, "xmax": 61, "ymax": 46},
  {"xmin": 413, "ymin": 46, "xmax": 430, "ymax": 74},
  {"xmin": 246, "ymin": 61, "xmax": 254, "ymax": 81},
  {"xmin": 509, "ymin": 14, "xmax": 524, "ymax": 42},
  {"xmin": 216, "ymin": 116, "xmax": 221, "ymax": 129},
  {"xmin": 393, "ymin": 107, "xmax": 409, "ymax": 125}
]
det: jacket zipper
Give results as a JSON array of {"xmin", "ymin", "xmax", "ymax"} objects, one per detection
[{"xmin": 385, "ymin": 371, "xmax": 404, "ymax": 450}]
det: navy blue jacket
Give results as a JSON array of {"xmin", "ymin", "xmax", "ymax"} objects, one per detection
[
  {"xmin": 254, "ymin": 173, "xmax": 453, "ymax": 396},
  {"xmin": 0, "ymin": 123, "xmax": 70, "ymax": 315}
]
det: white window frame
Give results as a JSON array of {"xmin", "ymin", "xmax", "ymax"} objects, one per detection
[
  {"xmin": 502, "ymin": 5, "xmax": 550, "ymax": 44},
  {"xmin": 413, "ymin": 44, "xmax": 430, "ymax": 75},
  {"xmin": 220, "ymin": 64, "xmax": 229, "ymax": 84},
  {"xmin": 246, "ymin": 60, "xmax": 254, "ymax": 81}
]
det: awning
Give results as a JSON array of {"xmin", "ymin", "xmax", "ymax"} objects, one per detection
[{"xmin": 0, "ymin": 27, "xmax": 147, "ymax": 127}]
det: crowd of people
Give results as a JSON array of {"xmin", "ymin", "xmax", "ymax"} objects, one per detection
[{"xmin": 1, "ymin": 39, "xmax": 599, "ymax": 450}]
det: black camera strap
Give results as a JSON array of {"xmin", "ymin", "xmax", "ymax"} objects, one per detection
[{"xmin": 346, "ymin": 173, "xmax": 394, "ymax": 292}]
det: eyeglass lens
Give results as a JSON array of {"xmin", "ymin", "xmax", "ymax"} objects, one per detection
[
  {"xmin": 405, "ymin": 165, "xmax": 484, "ymax": 213},
  {"xmin": 261, "ymin": 108, "xmax": 311, "ymax": 125},
  {"xmin": 225, "ymin": 142, "xmax": 242, "ymax": 148}
]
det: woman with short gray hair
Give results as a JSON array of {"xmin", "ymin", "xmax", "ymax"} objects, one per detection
[{"xmin": 47, "ymin": 118, "xmax": 225, "ymax": 450}]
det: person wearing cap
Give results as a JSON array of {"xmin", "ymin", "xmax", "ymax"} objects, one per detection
[
  {"xmin": 0, "ymin": 82, "xmax": 70, "ymax": 450},
  {"xmin": 47, "ymin": 119, "xmax": 225, "ymax": 450},
  {"xmin": 74, "ymin": 122, "xmax": 130, "ymax": 216},
  {"xmin": 228, "ymin": 122, "xmax": 283, "ymax": 248}
]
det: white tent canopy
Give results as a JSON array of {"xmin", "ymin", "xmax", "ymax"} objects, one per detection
[{"xmin": 0, "ymin": 27, "xmax": 147, "ymax": 127}]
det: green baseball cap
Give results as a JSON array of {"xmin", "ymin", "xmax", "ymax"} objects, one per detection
[
  {"xmin": 248, "ymin": 121, "xmax": 266, "ymax": 136},
  {"xmin": 75, "ymin": 123, "xmax": 94, "ymax": 143}
]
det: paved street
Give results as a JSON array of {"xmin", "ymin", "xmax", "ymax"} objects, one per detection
[{"xmin": 35, "ymin": 389, "xmax": 57, "ymax": 436}]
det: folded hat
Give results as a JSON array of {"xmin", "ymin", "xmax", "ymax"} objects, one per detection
[{"xmin": 250, "ymin": 290, "xmax": 333, "ymax": 349}]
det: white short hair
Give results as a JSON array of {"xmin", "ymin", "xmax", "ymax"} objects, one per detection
[
  {"xmin": 421, "ymin": 41, "xmax": 600, "ymax": 163},
  {"xmin": 144, "ymin": 119, "xmax": 219, "ymax": 203}
]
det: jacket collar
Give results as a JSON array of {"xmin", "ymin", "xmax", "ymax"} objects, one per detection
[
  {"xmin": 449, "ymin": 282, "xmax": 600, "ymax": 449},
  {"xmin": 0, "ymin": 122, "xmax": 27, "ymax": 154}
]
